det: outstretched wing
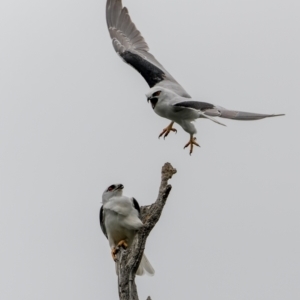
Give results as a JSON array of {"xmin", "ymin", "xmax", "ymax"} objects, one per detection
[
  {"xmin": 106, "ymin": 0, "xmax": 190, "ymax": 97},
  {"xmin": 99, "ymin": 205, "xmax": 108, "ymax": 239}
]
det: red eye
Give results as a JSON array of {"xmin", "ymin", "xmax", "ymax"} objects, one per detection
[
  {"xmin": 152, "ymin": 91, "xmax": 161, "ymax": 97},
  {"xmin": 107, "ymin": 185, "xmax": 115, "ymax": 191}
]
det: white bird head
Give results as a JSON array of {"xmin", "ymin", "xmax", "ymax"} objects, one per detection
[
  {"xmin": 146, "ymin": 87, "xmax": 174, "ymax": 109},
  {"xmin": 102, "ymin": 184, "xmax": 124, "ymax": 204}
]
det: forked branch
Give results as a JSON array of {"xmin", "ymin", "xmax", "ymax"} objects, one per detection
[{"xmin": 115, "ymin": 163, "xmax": 177, "ymax": 300}]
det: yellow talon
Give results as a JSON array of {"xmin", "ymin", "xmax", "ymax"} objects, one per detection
[
  {"xmin": 111, "ymin": 248, "xmax": 118, "ymax": 261},
  {"xmin": 117, "ymin": 240, "xmax": 128, "ymax": 249},
  {"xmin": 159, "ymin": 122, "xmax": 177, "ymax": 139},
  {"xmin": 111, "ymin": 240, "xmax": 128, "ymax": 261},
  {"xmin": 184, "ymin": 136, "xmax": 200, "ymax": 155}
]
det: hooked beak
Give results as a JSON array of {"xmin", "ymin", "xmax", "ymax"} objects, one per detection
[
  {"xmin": 116, "ymin": 184, "xmax": 124, "ymax": 190},
  {"xmin": 147, "ymin": 97, "xmax": 158, "ymax": 109}
]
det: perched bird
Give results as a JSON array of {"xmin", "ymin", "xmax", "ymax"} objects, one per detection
[
  {"xmin": 100, "ymin": 184, "xmax": 155, "ymax": 276},
  {"xmin": 106, "ymin": 0, "xmax": 284, "ymax": 154}
]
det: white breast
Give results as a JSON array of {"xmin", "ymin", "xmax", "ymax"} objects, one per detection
[{"xmin": 103, "ymin": 196, "xmax": 143, "ymax": 248}]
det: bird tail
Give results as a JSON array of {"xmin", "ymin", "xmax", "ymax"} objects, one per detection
[
  {"xmin": 136, "ymin": 253, "xmax": 155, "ymax": 276},
  {"xmin": 198, "ymin": 110, "xmax": 226, "ymax": 126},
  {"xmin": 115, "ymin": 253, "xmax": 155, "ymax": 276},
  {"xmin": 205, "ymin": 107, "xmax": 285, "ymax": 121}
]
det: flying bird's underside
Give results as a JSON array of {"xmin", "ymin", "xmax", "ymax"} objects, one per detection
[{"xmin": 106, "ymin": 0, "xmax": 284, "ymax": 154}]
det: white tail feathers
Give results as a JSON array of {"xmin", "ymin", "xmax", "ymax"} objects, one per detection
[
  {"xmin": 115, "ymin": 253, "xmax": 155, "ymax": 276},
  {"xmin": 136, "ymin": 253, "xmax": 155, "ymax": 276},
  {"xmin": 205, "ymin": 107, "xmax": 285, "ymax": 121},
  {"xmin": 199, "ymin": 110, "xmax": 226, "ymax": 126},
  {"xmin": 220, "ymin": 109, "xmax": 284, "ymax": 120}
]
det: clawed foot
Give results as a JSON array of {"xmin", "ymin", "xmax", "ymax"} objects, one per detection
[
  {"xmin": 117, "ymin": 240, "xmax": 128, "ymax": 249},
  {"xmin": 184, "ymin": 136, "xmax": 200, "ymax": 155},
  {"xmin": 159, "ymin": 122, "xmax": 177, "ymax": 139},
  {"xmin": 111, "ymin": 240, "xmax": 128, "ymax": 261},
  {"xmin": 111, "ymin": 248, "xmax": 118, "ymax": 261}
]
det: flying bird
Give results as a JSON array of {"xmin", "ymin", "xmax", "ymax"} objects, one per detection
[
  {"xmin": 106, "ymin": 0, "xmax": 284, "ymax": 154},
  {"xmin": 100, "ymin": 183, "xmax": 155, "ymax": 276}
]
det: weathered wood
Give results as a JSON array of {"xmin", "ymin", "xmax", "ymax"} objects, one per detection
[{"xmin": 115, "ymin": 163, "xmax": 177, "ymax": 300}]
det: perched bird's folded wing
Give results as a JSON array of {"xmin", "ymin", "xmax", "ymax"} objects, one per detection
[
  {"xmin": 106, "ymin": 0, "xmax": 190, "ymax": 97},
  {"xmin": 132, "ymin": 197, "xmax": 141, "ymax": 218},
  {"xmin": 99, "ymin": 205, "xmax": 108, "ymax": 239}
]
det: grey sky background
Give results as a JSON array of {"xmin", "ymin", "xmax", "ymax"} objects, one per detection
[{"xmin": 1, "ymin": 0, "xmax": 299, "ymax": 299}]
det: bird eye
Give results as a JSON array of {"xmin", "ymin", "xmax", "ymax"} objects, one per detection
[
  {"xmin": 107, "ymin": 185, "xmax": 116, "ymax": 191},
  {"xmin": 152, "ymin": 91, "xmax": 161, "ymax": 97}
]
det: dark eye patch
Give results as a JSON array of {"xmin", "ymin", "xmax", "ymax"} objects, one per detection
[
  {"xmin": 150, "ymin": 97, "xmax": 158, "ymax": 109},
  {"xmin": 152, "ymin": 91, "xmax": 161, "ymax": 97},
  {"xmin": 107, "ymin": 185, "xmax": 116, "ymax": 191}
]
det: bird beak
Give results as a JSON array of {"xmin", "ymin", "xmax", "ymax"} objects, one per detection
[
  {"xmin": 117, "ymin": 184, "xmax": 124, "ymax": 190},
  {"xmin": 148, "ymin": 97, "xmax": 158, "ymax": 109},
  {"xmin": 147, "ymin": 97, "xmax": 150, "ymax": 103}
]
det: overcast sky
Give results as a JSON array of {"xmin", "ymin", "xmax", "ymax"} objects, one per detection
[{"xmin": 1, "ymin": 0, "xmax": 300, "ymax": 299}]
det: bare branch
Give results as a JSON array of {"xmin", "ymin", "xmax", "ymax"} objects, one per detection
[{"xmin": 116, "ymin": 163, "xmax": 177, "ymax": 300}]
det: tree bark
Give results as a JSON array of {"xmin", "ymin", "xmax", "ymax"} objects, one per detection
[{"xmin": 115, "ymin": 163, "xmax": 177, "ymax": 300}]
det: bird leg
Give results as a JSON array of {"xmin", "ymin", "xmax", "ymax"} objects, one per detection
[
  {"xmin": 184, "ymin": 135, "xmax": 200, "ymax": 155},
  {"xmin": 117, "ymin": 240, "xmax": 128, "ymax": 249},
  {"xmin": 111, "ymin": 240, "xmax": 128, "ymax": 262},
  {"xmin": 159, "ymin": 122, "xmax": 177, "ymax": 139},
  {"xmin": 111, "ymin": 247, "xmax": 118, "ymax": 261}
]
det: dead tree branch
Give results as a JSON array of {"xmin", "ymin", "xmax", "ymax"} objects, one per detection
[{"xmin": 115, "ymin": 162, "xmax": 177, "ymax": 300}]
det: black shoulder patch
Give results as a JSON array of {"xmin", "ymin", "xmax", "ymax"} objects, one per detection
[
  {"xmin": 99, "ymin": 206, "xmax": 108, "ymax": 239},
  {"xmin": 174, "ymin": 101, "xmax": 215, "ymax": 111},
  {"xmin": 120, "ymin": 51, "xmax": 165, "ymax": 88},
  {"xmin": 132, "ymin": 197, "xmax": 141, "ymax": 214}
]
